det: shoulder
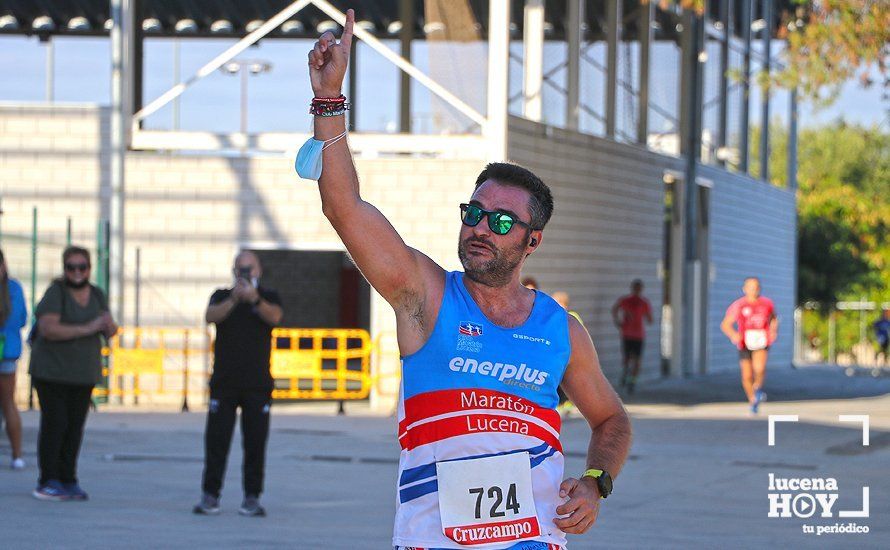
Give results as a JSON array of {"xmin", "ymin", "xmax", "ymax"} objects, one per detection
[
  {"xmin": 761, "ymin": 297, "xmax": 775, "ymax": 308},
  {"xmin": 8, "ymin": 278, "xmax": 24, "ymax": 296},
  {"xmin": 91, "ymin": 285, "xmax": 108, "ymax": 301},
  {"xmin": 726, "ymin": 297, "xmax": 743, "ymax": 314},
  {"xmin": 532, "ymin": 289, "xmax": 563, "ymax": 313},
  {"xmin": 567, "ymin": 313, "xmax": 594, "ymax": 358},
  {"xmin": 43, "ymin": 281, "xmax": 64, "ymax": 298},
  {"xmin": 210, "ymin": 288, "xmax": 231, "ymax": 301}
]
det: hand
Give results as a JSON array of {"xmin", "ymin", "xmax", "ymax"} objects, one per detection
[
  {"xmin": 101, "ymin": 312, "xmax": 118, "ymax": 339},
  {"xmin": 241, "ymin": 284, "xmax": 259, "ymax": 305},
  {"xmin": 232, "ymin": 279, "xmax": 252, "ymax": 302},
  {"xmin": 769, "ymin": 329, "xmax": 778, "ymax": 342},
  {"xmin": 730, "ymin": 333, "xmax": 741, "ymax": 346},
  {"xmin": 554, "ymin": 476, "xmax": 601, "ymax": 535},
  {"xmin": 88, "ymin": 316, "xmax": 106, "ymax": 335},
  {"xmin": 308, "ymin": 9, "xmax": 354, "ymax": 97}
]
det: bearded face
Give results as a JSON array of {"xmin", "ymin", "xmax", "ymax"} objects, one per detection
[{"xmin": 457, "ymin": 181, "xmax": 539, "ymax": 288}]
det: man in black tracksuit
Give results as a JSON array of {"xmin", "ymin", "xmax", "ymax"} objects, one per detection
[{"xmin": 194, "ymin": 250, "xmax": 283, "ymax": 517}]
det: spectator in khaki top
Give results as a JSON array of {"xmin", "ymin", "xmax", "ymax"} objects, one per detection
[{"xmin": 29, "ymin": 245, "xmax": 117, "ymax": 501}]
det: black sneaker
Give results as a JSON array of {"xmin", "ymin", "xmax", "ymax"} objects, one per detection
[
  {"xmin": 62, "ymin": 482, "xmax": 89, "ymax": 501},
  {"xmin": 193, "ymin": 493, "xmax": 221, "ymax": 515},
  {"xmin": 238, "ymin": 495, "xmax": 266, "ymax": 517}
]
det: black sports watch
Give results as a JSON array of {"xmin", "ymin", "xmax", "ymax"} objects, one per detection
[{"xmin": 581, "ymin": 468, "xmax": 613, "ymax": 499}]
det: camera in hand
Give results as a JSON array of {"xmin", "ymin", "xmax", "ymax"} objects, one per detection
[{"xmin": 238, "ymin": 266, "xmax": 252, "ymax": 280}]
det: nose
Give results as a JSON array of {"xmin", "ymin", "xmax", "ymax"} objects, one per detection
[{"xmin": 470, "ymin": 217, "xmax": 491, "ymax": 238}]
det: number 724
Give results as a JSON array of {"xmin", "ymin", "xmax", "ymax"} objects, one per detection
[{"xmin": 468, "ymin": 484, "xmax": 521, "ymax": 519}]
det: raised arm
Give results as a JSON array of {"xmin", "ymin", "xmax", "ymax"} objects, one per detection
[{"xmin": 307, "ymin": 10, "xmax": 442, "ymax": 322}]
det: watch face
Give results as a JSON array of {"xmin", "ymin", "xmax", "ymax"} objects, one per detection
[{"xmin": 600, "ymin": 472, "xmax": 613, "ymax": 497}]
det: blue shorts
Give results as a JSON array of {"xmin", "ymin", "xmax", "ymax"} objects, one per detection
[{"xmin": 0, "ymin": 360, "xmax": 18, "ymax": 375}]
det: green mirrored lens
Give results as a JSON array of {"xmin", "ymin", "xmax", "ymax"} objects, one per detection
[
  {"xmin": 492, "ymin": 213, "xmax": 515, "ymax": 235},
  {"xmin": 463, "ymin": 204, "xmax": 483, "ymax": 225}
]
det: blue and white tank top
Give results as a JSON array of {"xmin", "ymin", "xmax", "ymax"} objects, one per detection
[{"xmin": 393, "ymin": 271, "xmax": 571, "ymax": 549}]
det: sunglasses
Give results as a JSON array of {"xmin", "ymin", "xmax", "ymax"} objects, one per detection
[
  {"xmin": 460, "ymin": 203, "xmax": 533, "ymax": 236},
  {"xmin": 64, "ymin": 263, "xmax": 90, "ymax": 273}
]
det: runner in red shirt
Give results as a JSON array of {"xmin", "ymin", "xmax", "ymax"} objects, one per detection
[
  {"xmin": 612, "ymin": 280, "xmax": 653, "ymax": 394},
  {"xmin": 720, "ymin": 277, "xmax": 778, "ymax": 414}
]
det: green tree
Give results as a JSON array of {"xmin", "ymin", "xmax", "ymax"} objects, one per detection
[
  {"xmin": 773, "ymin": 123, "xmax": 889, "ymax": 305},
  {"xmin": 668, "ymin": 0, "xmax": 889, "ymax": 107}
]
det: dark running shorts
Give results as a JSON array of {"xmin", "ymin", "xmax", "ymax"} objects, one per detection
[
  {"xmin": 622, "ymin": 338, "xmax": 643, "ymax": 358},
  {"xmin": 739, "ymin": 346, "xmax": 770, "ymax": 360}
]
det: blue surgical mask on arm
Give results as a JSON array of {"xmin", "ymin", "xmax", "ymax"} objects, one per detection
[{"xmin": 294, "ymin": 130, "xmax": 348, "ymax": 181}]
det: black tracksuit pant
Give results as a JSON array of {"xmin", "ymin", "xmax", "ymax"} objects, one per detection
[
  {"xmin": 201, "ymin": 386, "xmax": 271, "ymax": 498},
  {"xmin": 33, "ymin": 378, "xmax": 94, "ymax": 485}
]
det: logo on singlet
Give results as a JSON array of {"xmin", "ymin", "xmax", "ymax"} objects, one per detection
[
  {"xmin": 448, "ymin": 356, "xmax": 549, "ymax": 389},
  {"xmin": 459, "ymin": 321, "xmax": 484, "ymax": 337}
]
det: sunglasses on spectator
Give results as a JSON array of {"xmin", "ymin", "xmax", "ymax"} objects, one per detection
[{"xmin": 64, "ymin": 263, "xmax": 90, "ymax": 272}]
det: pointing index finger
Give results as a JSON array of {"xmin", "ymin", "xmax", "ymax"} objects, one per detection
[{"xmin": 340, "ymin": 8, "xmax": 355, "ymax": 51}]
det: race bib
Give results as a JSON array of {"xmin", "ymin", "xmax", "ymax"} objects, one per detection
[
  {"xmin": 744, "ymin": 329, "xmax": 768, "ymax": 350},
  {"xmin": 436, "ymin": 452, "xmax": 540, "ymax": 547}
]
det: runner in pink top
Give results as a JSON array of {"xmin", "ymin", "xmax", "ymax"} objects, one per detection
[
  {"xmin": 720, "ymin": 277, "xmax": 778, "ymax": 414},
  {"xmin": 611, "ymin": 280, "xmax": 652, "ymax": 394}
]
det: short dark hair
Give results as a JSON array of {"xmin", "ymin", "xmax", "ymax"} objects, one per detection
[
  {"xmin": 63, "ymin": 245, "xmax": 91, "ymax": 266},
  {"xmin": 631, "ymin": 279, "xmax": 643, "ymax": 289},
  {"xmin": 474, "ymin": 162, "xmax": 553, "ymax": 230}
]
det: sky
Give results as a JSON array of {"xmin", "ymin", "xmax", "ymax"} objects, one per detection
[{"xmin": 0, "ymin": 35, "xmax": 884, "ymax": 136}]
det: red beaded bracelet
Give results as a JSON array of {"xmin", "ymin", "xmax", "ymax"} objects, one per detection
[{"xmin": 310, "ymin": 95, "xmax": 349, "ymax": 116}]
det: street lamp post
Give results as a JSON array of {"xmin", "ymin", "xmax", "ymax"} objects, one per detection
[{"xmin": 220, "ymin": 59, "xmax": 272, "ymax": 150}]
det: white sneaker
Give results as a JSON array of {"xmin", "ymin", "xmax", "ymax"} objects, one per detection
[{"xmin": 11, "ymin": 457, "xmax": 26, "ymax": 470}]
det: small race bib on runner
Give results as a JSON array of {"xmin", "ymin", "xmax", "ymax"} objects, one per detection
[
  {"xmin": 436, "ymin": 452, "xmax": 540, "ymax": 547},
  {"xmin": 744, "ymin": 329, "xmax": 768, "ymax": 350}
]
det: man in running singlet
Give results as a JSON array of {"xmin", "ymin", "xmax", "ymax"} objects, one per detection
[
  {"xmin": 306, "ymin": 12, "xmax": 631, "ymax": 549},
  {"xmin": 720, "ymin": 277, "xmax": 778, "ymax": 414}
]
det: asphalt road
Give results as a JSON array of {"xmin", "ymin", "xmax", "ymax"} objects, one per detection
[{"xmin": 1, "ymin": 366, "xmax": 887, "ymax": 549}]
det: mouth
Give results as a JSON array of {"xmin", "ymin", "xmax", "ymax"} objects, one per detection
[{"xmin": 466, "ymin": 240, "xmax": 493, "ymax": 255}]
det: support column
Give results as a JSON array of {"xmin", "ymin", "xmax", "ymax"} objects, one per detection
[
  {"xmin": 565, "ymin": 0, "xmax": 582, "ymax": 130},
  {"xmin": 637, "ymin": 0, "xmax": 653, "ymax": 144},
  {"xmin": 522, "ymin": 0, "xmax": 544, "ymax": 121},
  {"xmin": 787, "ymin": 89, "xmax": 798, "ymax": 190},
  {"xmin": 348, "ymin": 39, "xmax": 358, "ymax": 131},
  {"xmin": 739, "ymin": 0, "xmax": 752, "ymax": 171},
  {"xmin": 110, "ymin": 0, "xmax": 131, "ymax": 323},
  {"xmin": 717, "ymin": 0, "xmax": 729, "ymax": 164},
  {"xmin": 679, "ymin": 8, "xmax": 705, "ymax": 376},
  {"xmin": 486, "ymin": 0, "xmax": 510, "ymax": 160},
  {"xmin": 759, "ymin": 0, "xmax": 772, "ymax": 181},
  {"xmin": 605, "ymin": 0, "xmax": 620, "ymax": 138},
  {"xmin": 399, "ymin": 0, "xmax": 413, "ymax": 133},
  {"xmin": 131, "ymin": 0, "xmax": 144, "ymax": 119}
]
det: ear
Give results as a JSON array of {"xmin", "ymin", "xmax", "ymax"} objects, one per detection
[{"xmin": 529, "ymin": 237, "xmax": 538, "ymax": 247}]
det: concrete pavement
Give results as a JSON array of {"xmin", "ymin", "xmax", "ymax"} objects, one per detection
[{"xmin": 0, "ymin": 366, "xmax": 887, "ymax": 549}]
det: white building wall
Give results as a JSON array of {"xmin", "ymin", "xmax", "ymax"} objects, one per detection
[
  {"xmin": 507, "ymin": 116, "xmax": 673, "ymax": 383},
  {"xmin": 0, "ymin": 104, "xmax": 484, "ymax": 410}
]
